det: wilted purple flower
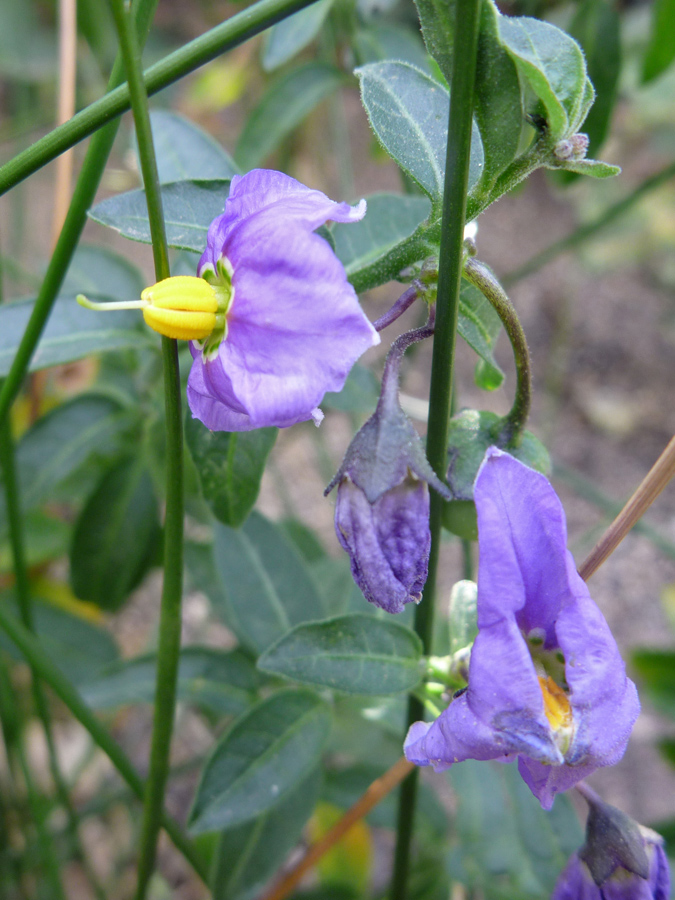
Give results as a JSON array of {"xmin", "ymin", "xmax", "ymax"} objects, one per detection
[
  {"xmin": 187, "ymin": 169, "xmax": 379, "ymax": 431},
  {"xmin": 404, "ymin": 446, "xmax": 639, "ymax": 808},
  {"xmin": 553, "ymin": 788, "xmax": 670, "ymax": 900},
  {"xmin": 325, "ymin": 317, "xmax": 451, "ymax": 614}
]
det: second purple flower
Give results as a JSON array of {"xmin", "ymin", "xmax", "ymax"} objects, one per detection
[{"xmin": 405, "ymin": 447, "xmax": 640, "ymax": 809}]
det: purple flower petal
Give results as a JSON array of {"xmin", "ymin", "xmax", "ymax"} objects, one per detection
[
  {"xmin": 404, "ymin": 447, "xmax": 639, "ymax": 807},
  {"xmin": 189, "ymin": 169, "xmax": 378, "ymax": 431},
  {"xmin": 334, "ymin": 476, "xmax": 430, "ymax": 614}
]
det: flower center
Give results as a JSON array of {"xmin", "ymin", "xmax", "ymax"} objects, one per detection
[
  {"xmin": 198, "ymin": 257, "xmax": 235, "ymax": 359},
  {"xmin": 140, "ymin": 276, "xmax": 219, "ymax": 340},
  {"xmin": 538, "ymin": 675, "xmax": 574, "ymax": 755}
]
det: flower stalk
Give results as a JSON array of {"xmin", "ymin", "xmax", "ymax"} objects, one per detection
[
  {"xmin": 463, "ymin": 256, "xmax": 532, "ymax": 446},
  {"xmin": 391, "ymin": 0, "xmax": 482, "ymax": 895}
]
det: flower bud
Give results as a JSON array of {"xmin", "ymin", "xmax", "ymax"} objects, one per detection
[{"xmin": 325, "ymin": 321, "xmax": 451, "ymax": 614}]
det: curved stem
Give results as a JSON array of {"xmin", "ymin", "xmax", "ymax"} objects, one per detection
[
  {"xmin": 0, "ymin": 606, "xmax": 207, "ymax": 882},
  {"xmin": 108, "ymin": 2, "xmax": 184, "ymax": 897},
  {"xmin": 0, "ymin": 0, "xmax": 322, "ymax": 197},
  {"xmin": 463, "ymin": 256, "xmax": 532, "ymax": 446},
  {"xmin": 0, "ymin": 0, "xmax": 160, "ymax": 430},
  {"xmin": 373, "ymin": 284, "xmax": 420, "ymax": 332},
  {"xmin": 378, "ymin": 308, "xmax": 435, "ymax": 414},
  {"xmin": 390, "ymin": 0, "xmax": 481, "ymax": 897}
]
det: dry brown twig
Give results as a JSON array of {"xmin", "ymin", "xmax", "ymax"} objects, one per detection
[{"xmin": 51, "ymin": 0, "xmax": 77, "ymax": 245}]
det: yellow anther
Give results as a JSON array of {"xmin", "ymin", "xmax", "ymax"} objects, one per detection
[
  {"xmin": 538, "ymin": 675, "xmax": 573, "ymax": 735},
  {"xmin": 141, "ymin": 276, "xmax": 218, "ymax": 340}
]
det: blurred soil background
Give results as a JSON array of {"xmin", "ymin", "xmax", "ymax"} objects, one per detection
[{"xmin": 1, "ymin": 0, "xmax": 675, "ymax": 894}]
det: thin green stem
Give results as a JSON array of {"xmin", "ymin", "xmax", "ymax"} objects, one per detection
[
  {"xmin": 463, "ymin": 256, "xmax": 531, "ymax": 446},
  {"xmin": 0, "ymin": 606, "xmax": 208, "ymax": 883},
  {"xmin": 0, "ymin": 0, "xmax": 160, "ymax": 431},
  {"xmin": 0, "ymin": 654, "xmax": 66, "ymax": 900},
  {"xmin": 108, "ymin": 2, "xmax": 184, "ymax": 896},
  {"xmin": 390, "ymin": 1, "xmax": 481, "ymax": 898},
  {"xmin": 0, "ymin": 421, "xmax": 107, "ymax": 898},
  {"xmin": 502, "ymin": 158, "xmax": 675, "ymax": 287},
  {"xmin": 0, "ymin": 0, "xmax": 321, "ymax": 197}
]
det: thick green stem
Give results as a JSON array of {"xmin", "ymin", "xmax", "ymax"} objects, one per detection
[
  {"xmin": 0, "ymin": 606, "xmax": 207, "ymax": 882},
  {"xmin": 108, "ymin": 2, "xmax": 184, "ymax": 896},
  {"xmin": 0, "ymin": 0, "xmax": 159, "ymax": 431},
  {"xmin": 390, "ymin": 1, "xmax": 481, "ymax": 898},
  {"xmin": 0, "ymin": 0, "xmax": 321, "ymax": 197},
  {"xmin": 502, "ymin": 158, "xmax": 675, "ymax": 287},
  {"xmin": 463, "ymin": 256, "xmax": 531, "ymax": 446}
]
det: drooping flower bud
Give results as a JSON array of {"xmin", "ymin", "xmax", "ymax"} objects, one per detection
[
  {"xmin": 325, "ymin": 317, "xmax": 451, "ymax": 614},
  {"xmin": 552, "ymin": 787, "xmax": 670, "ymax": 900}
]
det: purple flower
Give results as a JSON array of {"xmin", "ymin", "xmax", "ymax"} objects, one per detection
[
  {"xmin": 553, "ymin": 847, "xmax": 669, "ymax": 900},
  {"xmin": 325, "ymin": 319, "xmax": 451, "ymax": 614},
  {"xmin": 404, "ymin": 446, "xmax": 639, "ymax": 809},
  {"xmin": 553, "ymin": 799, "xmax": 670, "ymax": 900},
  {"xmin": 187, "ymin": 169, "xmax": 379, "ymax": 431}
]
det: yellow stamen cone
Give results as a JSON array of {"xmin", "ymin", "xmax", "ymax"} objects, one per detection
[{"xmin": 141, "ymin": 276, "xmax": 218, "ymax": 340}]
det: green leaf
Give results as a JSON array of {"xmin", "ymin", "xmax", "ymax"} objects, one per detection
[
  {"xmin": 473, "ymin": 2, "xmax": 523, "ymax": 191},
  {"xmin": 643, "ymin": 0, "xmax": 675, "ymax": 83},
  {"xmin": 89, "ymin": 179, "xmax": 231, "ymax": 253},
  {"xmin": 632, "ymin": 649, "xmax": 675, "ymax": 719},
  {"xmin": 0, "ymin": 511, "xmax": 70, "ymax": 571},
  {"xmin": 356, "ymin": 62, "xmax": 484, "ymax": 206},
  {"xmin": 413, "ymin": 0, "xmax": 455, "ymax": 81},
  {"xmin": 82, "ymin": 646, "xmax": 260, "ymax": 716},
  {"xmin": 447, "ymin": 760, "xmax": 583, "ymax": 898},
  {"xmin": 415, "ymin": 0, "xmax": 522, "ymax": 192},
  {"xmin": 1, "ymin": 246, "xmax": 149, "ymax": 377},
  {"xmin": 446, "ymin": 410, "xmax": 550, "ymax": 501},
  {"xmin": 258, "ymin": 614, "xmax": 423, "ymax": 694},
  {"xmin": 189, "ymin": 689, "xmax": 332, "ymax": 833},
  {"xmin": 498, "ymin": 16, "xmax": 592, "ymax": 139},
  {"xmin": 352, "ymin": 23, "xmax": 430, "ymax": 72},
  {"xmin": 0, "ymin": 593, "xmax": 119, "ymax": 684},
  {"xmin": 69, "ymin": 458, "xmax": 161, "ymax": 612},
  {"xmin": 0, "ymin": 395, "xmax": 136, "ymax": 537},
  {"xmin": 556, "ymin": 158, "xmax": 620, "ymax": 178},
  {"xmin": 140, "ymin": 110, "xmax": 240, "ymax": 183},
  {"xmin": 185, "ymin": 417, "xmax": 277, "ymax": 528},
  {"xmin": 331, "ymin": 193, "xmax": 432, "ymax": 293},
  {"xmin": 262, "ymin": 0, "xmax": 334, "ymax": 71},
  {"xmin": 236, "ymin": 63, "xmax": 346, "ymax": 170},
  {"xmin": 458, "ymin": 279, "xmax": 504, "ymax": 390},
  {"xmin": 213, "ymin": 512, "xmax": 331, "ymax": 654},
  {"xmin": 568, "ymin": 0, "xmax": 621, "ymax": 155},
  {"xmin": 323, "ymin": 364, "xmax": 380, "ymax": 413},
  {"xmin": 211, "ymin": 767, "xmax": 322, "ymax": 900}
]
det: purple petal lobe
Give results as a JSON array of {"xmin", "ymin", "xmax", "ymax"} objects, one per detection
[{"xmin": 334, "ymin": 476, "xmax": 430, "ymax": 614}]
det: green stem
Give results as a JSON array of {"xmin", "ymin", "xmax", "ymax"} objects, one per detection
[
  {"xmin": 0, "ymin": 0, "xmax": 322, "ymax": 197},
  {"xmin": 0, "ymin": 654, "xmax": 66, "ymax": 900},
  {"xmin": 0, "ymin": 606, "xmax": 208, "ymax": 882},
  {"xmin": 390, "ymin": 1, "xmax": 481, "ymax": 898},
  {"xmin": 502, "ymin": 158, "xmax": 675, "ymax": 287},
  {"xmin": 462, "ymin": 256, "xmax": 531, "ymax": 446},
  {"xmin": 0, "ymin": 421, "xmax": 107, "ymax": 898},
  {"xmin": 108, "ymin": 3, "xmax": 185, "ymax": 896},
  {"xmin": 0, "ymin": 0, "xmax": 160, "ymax": 431}
]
